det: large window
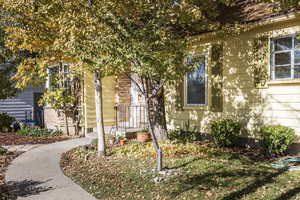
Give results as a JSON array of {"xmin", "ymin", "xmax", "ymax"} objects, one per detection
[
  {"xmin": 271, "ymin": 35, "xmax": 300, "ymax": 80},
  {"xmin": 185, "ymin": 55, "xmax": 207, "ymax": 106},
  {"xmin": 47, "ymin": 64, "xmax": 70, "ymax": 91}
]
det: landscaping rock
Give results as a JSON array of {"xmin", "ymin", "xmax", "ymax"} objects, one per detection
[{"xmin": 153, "ymin": 176, "xmax": 163, "ymax": 183}]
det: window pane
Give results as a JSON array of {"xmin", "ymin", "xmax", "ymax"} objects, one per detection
[
  {"xmin": 187, "ymin": 60, "xmax": 206, "ymax": 105},
  {"xmin": 294, "ymin": 65, "xmax": 300, "ymax": 79},
  {"xmin": 274, "ymin": 37, "xmax": 293, "ymax": 51},
  {"xmin": 64, "ymin": 65, "xmax": 70, "ymax": 73},
  {"xmin": 295, "ymin": 50, "xmax": 300, "ymax": 64},
  {"xmin": 275, "ymin": 52, "xmax": 291, "ymax": 65},
  {"xmin": 275, "ymin": 65, "xmax": 291, "ymax": 79},
  {"xmin": 295, "ymin": 36, "xmax": 300, "ymax": 49}
]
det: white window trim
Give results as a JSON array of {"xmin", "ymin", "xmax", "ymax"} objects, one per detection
[
  {"xmin": 184, "ymin": 53, "xmax": 208, "ymax": 107},
  {"xmin": 270, "ymin": 34, "xmax": 300, "ymax": 80},
  {"xmin": 46, "ymin": 64, "xmax": 71, "ymax": 91}
]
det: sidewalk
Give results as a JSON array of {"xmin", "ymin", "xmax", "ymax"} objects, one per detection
[{"xmin": 5, "ymin": 138, "xmax": 97, "ymax": 200}]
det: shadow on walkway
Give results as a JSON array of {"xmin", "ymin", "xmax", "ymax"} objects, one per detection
[{"xmin": 7, "ymin": 179, "xmax": 54, "ymax": 199}]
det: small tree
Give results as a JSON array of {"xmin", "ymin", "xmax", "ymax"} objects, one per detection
[
  {"xmin": 2, "ymin": 0, "xmax": 114, "ymax": 157},
  {"xmin": 40, "ymin": 67, "xmax": 82, "ymax": 135}
]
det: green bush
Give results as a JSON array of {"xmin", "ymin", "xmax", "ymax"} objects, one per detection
[
  {"xmin": 17, "ymin": 127, "xmax": 63, "ymax": 137},
  {"xmin": 261, "ymin": 125, "xmax": 296, "ymax": 155},
  {"xmin": 168, "ymin": 129, "xmax": 200, "ymax": 144},
  {"xmin": 211, "ymin": 119, "xmax": 241, "ymax": 147},
  {"xmin": 0, "ymin": 146, "xmax": 7, "ymax": 155},
  {"xmin": 0, "ymin": 112, "xmax": 15, "ymax": 132}
]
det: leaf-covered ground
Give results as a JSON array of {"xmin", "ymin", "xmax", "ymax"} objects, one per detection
[
  {"xmin": 0, "ymin": 132, "xmax": 71, "ymax": 145},
  {"xmin": 61, "ymin": 143, "xmax": 300, "ymax": 200},
  {"xmin": 0, "ymin": 151, "xmax": 20, "ymax": 200}
]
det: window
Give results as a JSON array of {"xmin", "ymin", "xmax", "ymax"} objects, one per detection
[
  {"xmin": 47, "ymin": 64, "xmax": 70, "ymax": 91},
  {"xmin": 271, "ymin": 35, "xmax": 300, "ymax": 80},
  {"xmin": 185, "ymin": 55, "xmax": 207, "ymax": 106}
]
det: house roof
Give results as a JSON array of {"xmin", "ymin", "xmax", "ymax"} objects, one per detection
[
  {"xmin": 179, "ymin": 2, "xmax": 299, "ymax": 37},
  {"xmin": 239, "ymin": 2, "xmax": 299, "ymax": 23}
]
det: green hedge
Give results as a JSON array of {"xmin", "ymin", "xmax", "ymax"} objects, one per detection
[
  {"xmin": 211, "ymin": 119, "xmax": 241, "ymax": 147},
  {"xmin": 261, "ymin": 125, "xmax": 296, "ymax": 155}
]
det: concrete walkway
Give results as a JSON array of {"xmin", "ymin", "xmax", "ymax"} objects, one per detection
[
  {"xmin": 5, "ymin": 138, "xmax": 97, "ymax": 200},
  {"xmin": 3, "ymin": 144, "xmax": 42, "ymax": 153}
]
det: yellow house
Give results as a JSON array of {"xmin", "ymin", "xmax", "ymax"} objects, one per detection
[
  {"xmin": 80, "ymin": 5, "xmax": 300, "ymax": 137},
  {"xmin": 166, "ymin": 9, "xmax": 300, "ymax": 136}
]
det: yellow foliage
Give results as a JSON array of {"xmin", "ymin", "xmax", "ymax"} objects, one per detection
[{"xmin": 113, "ymin": 140, "xmax": 215, "ymax": 159}]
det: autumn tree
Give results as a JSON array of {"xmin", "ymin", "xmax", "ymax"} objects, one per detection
[
  {"xmin": 0, "ymin": 15, "xmax": 17, "ymax": 99},
  {"xmin": 40, "ymin": 64, "xmax": 82, "ymax": 136},
  {"xmin": 3, "ymin": 0, "xmax": 296, "ymax": 169},
  {"xmin": 1, "ymin": 0, "xmax": 111, "ymax": 156}
]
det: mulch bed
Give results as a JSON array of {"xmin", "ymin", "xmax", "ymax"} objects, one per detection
[{"xmin": 0, "ymin": 132, "xmax": 71, "ymax": 145}]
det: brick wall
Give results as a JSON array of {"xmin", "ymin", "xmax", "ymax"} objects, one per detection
[
  {"xmin": 116, "ymin": 75, "xmax": 131, "ymax": 122},
  {"xmin": 116, "ymin": 75, "xmax": 131, "ymax": 105}
]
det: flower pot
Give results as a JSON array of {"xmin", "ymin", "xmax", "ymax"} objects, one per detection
[
  {"xmin": 137, "ymin": 132, "xmax": 151, "ymax": 142},
  {"xmin": 119, "ymin": 138, "xmax": 128, "ymax": 145}
]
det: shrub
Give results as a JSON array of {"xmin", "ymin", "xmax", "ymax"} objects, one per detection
[
  {"xmin": 140, "ymin": 128, "xmax": 149, "ymax": 133},
  {"xmin": 211, "ymin": 119, "xmax": 241, "ymax": 147},
  {"xmin": 17, "ymin": 127, "xmax": 63, "ymax": 137},
  {"xmin": 0, "ymin": 112, "xmax": 15, "ymax": 132},
  {"xmin": 261, "ymin": 125, "xmax": 296, "ymax": 156},
  {"xmin": 168, "ymin": 129, "xmax": 200, "ymax": 144},
  {"xmin": 0, "ymin": 146, "xmax": 7, "ymax": 155}
]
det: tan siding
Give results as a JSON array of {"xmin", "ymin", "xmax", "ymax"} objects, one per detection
[{"xmin": 84, "ymin": 72, "xmax": 116, "ymax": 129}]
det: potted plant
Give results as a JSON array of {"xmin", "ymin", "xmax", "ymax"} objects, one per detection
[
  {"xmin": 118, "ymin": 136, "xmax": 128, "ymax": 145},
  {"xmin": 137, "ymin": 128, "xmax": 151, "ymax": 142}
]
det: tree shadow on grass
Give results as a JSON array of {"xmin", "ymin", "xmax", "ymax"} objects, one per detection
[
  {"xmin": 170, "ymin": 167, "xmax": 287, "ymax": 200},
  {"xmin": 6, "ymin": 179, "xmax": 54, "ymax": 199},
  {"xmin": 221, "ymin": 169, "xmax": 286, "ymax": 200},
  {"xmin": 273, "ymin": 186, "xmax": 300, "ymax": 200},
  {"xmin": 167, "ymin": 157, "xmax": 203, "ymax": 170}
]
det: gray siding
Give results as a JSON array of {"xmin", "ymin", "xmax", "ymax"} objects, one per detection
[{"xmin": 0, "ymin": 85, "xmax": 43, "ymax": 121}]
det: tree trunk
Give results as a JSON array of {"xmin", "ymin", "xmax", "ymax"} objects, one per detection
[
  {"xmin": 63, "ymin": 102, "xmax": 70, "ymax": 136},
  {"xmin": 146, "ymin": 96, "xmax": 163, "ymax": 172},
  {"xmin": 64, "ymin": 112, "xmax": 69, "ymax": 136},
  {"xmin": 94, "ymin": 70, "xmax": 106, "ymax": 157},
  {"xmin": 148, "ymin": 87, "xmax": 168, "ymax": 141},
  {"xmin": 144, "ymin": 79, "xmax": 168, "ymax": 171}
]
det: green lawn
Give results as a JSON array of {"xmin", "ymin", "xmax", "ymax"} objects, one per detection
[{"xmin": 61, "ymin": 142, "xmax": 300, "ymax": 200}]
